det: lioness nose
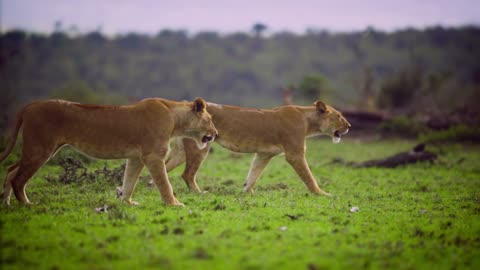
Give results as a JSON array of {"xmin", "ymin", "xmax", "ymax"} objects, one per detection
[
  {"xmin": 211, "ymin": 128, "xmax": 218, "ymax": 137},
  {"xmin": 348, "ymin": 123, "xmax": 352, "ymax": 128}
]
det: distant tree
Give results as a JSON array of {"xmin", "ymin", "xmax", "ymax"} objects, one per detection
[
  {"xmin": 368, "ymin": 26, "xmax": 386, "ymax": 43},
  {"xmin": 85, "ymin": 31, "xmax": 106, "ymax": 44},
  {"xmin": 50, "ymin": 31, "xmax": 69, "ymax": 47},
  {"xmin": 54, "ymin": 20, "xmax": 63, "ymax": 32},
  {"xmin": 195, "ymin": 31, "xmax": 219, "ymax": 41},
  {"xmin": 252, "ymin": 23, "xmax": 267, "ymax": 38},
  {"xmin": 117, "ymin": 33, "xmax": 148, "ymax": 49},
  {"xmin": 67, "ymin": 24, "xmax": 79, "ymax": 36},
  {"xmin": 0, "ymin": 26, "xmax": 479, "ymax": 112},
  {"xmin": 156, "ymin": 30, "xmax": 188, "ymax": 40},
  {"xmin": 376, "ymin": 69, "xmax": 422, "ymax": 110},
  {"xmin": 298, "ymin": 74, "xmax": 328, "ymax": 101},
  {"xmin": 227, "ymin": 32, "xmax": 250, "ymax": 42},
  {"xmin": 51, "ymin": 80, "xmax": 102, "ymax": 104},
  {"xmin": 3, "ymin": 30, "xmax": 27, "ymax": 44},
  {"xmin": 50, "ymin": 80, "xmax": 127, "ymax": 105}
]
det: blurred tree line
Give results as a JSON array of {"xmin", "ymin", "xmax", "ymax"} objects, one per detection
[{"xmin": 1, "ymin": 25, "xmax": 480, "ymax": 126}]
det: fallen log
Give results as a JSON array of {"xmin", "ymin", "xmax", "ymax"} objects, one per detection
[
  {"xmin": 329, "ymin": 143, "xmax": 437, "ymax": 168},
  {"xmin": 353, "ymin": 143, "xmax": 437, "ymax": 168}
]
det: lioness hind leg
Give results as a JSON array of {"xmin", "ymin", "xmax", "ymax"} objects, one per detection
[
  {"xmin": 243, "ymin": 153, "xmax": 274, "ymax": 193},
  {"xmin": 120, "ymin": 158, "xmax": 144, "ymax": 205},
  {"xmin": 12, "ymin": 155, "xmax": 50, "ymax": 204},
  {"xmin": 11, "ymin": 139, "xmax": 57, "ymax": 204},
  {"xmin": 10, "ymin": 122, "xmax": 59, "ymax": 204},
  {"xmin": 182, "ymin": 139, "xmax": 210, "ymax": 193},
  {"xmin": 1, "ymin": 162, "xmax": 20, "ymax": 205}
]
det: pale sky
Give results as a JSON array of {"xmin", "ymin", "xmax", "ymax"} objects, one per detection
[{"xmin": 2, "ymin": 0, "xmax": 480, "ymax": 34}]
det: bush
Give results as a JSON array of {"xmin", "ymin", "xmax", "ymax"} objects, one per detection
[
  {"xmin": 50, "ymin": 80, "xmax": 128, "ymax": 105},
  {"xmin": 419, "ymin": 125, "xmax": 480, "ymax": 144},
  {"xmin": 297, "ymin": 74, "xmax": 328, "ymax": 101},
  {"xmin": 45, "ymin": 157, "xmax": 125, "ymax": 186},
  {"xmin": 49, "ymin": 146, "xmax": 94, "ymax": 165},
  {"xmin": 379, "ymin": 116, "xmax": 427, "ymax": 137},
  {"xmin": 377, "ymin": 69, "xmax": 421, "ymax": 109}
]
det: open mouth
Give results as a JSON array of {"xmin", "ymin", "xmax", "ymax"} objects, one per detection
[
  {"xmin": 332, "ymin": 130, "xmax": 342, "ymax": 144},
  {"xmin": 202, "ymin": 134, "xmax": 215, "ymax": 143}
]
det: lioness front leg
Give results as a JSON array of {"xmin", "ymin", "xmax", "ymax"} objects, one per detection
[
  {"xmin": 181, "ymin": 138, "xmax": 210, "ymax": 193},
  {"xmin": 243, "ymin": 153, "xmax": 274, "ymax": 193},
  {"xmin": 165, "ymin": 138, "xmax": 187, "ymax": 172},
  {"xmin": 148, "ymin": 138, "xmax": 186, "ymax": 186},
  {"xmin": 119, "ymin": 158, "xmax": 144, "ymax": 205},
  {"xmin": 143, "ymin": 153, "xmax": 184, "ymax": 207},
  {"xmin": 285, "ymin": 151, "xmax": 331, "ymax": 196}
]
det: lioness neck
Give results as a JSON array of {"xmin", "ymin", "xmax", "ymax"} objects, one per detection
[
  {"xmin": 171, "ymin": 105, "xmax": 192, "ymax": 136},
  {"xmin": 302, "ymin": 107, "xmax": 323, "ymax": 137}
]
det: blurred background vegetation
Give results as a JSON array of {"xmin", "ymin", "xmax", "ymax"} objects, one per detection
[{"xmin": 1, "ymin": 25, "xmax": 480, "ymax": 140}]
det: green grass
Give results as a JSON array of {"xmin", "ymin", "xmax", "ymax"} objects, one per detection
[{"xmin": 1, "ymin": 138, "xmax": 479, "ymax": 270}]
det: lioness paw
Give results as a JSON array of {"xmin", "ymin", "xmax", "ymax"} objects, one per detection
[
  {"xmin": 169, "ymin": 201, "xmax": 185, "ymax": 207},
  {"xmin": 320, "ymin": 191, "xmax": 332, "ymax": 197},
  {"xmin": 167, "ymin": 198, "xmax": 185, "ymax": 207},
  {"xmin": 126, "ymin": 199, "xmax": 140, "ymax": 206},
  {"xmin": 244, "ymin": 188, "xmax": 255, "ymax": 194},
  {"xmin": 1, "ymin": 198, "xmax": 11, "ymax": 206}
]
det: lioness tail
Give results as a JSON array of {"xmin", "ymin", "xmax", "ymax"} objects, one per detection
[{"xmin": 0, "ymin": 108, "xmax": 24, "ymax": 162}]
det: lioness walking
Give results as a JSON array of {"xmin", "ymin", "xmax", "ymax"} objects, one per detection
[
  {"xmin": 161, "ymin": 100, "xmax": 350, "ymax": 195},
  {"xmin": 0, "ymin": 98, "xmax": 217, "ymax": 206}
]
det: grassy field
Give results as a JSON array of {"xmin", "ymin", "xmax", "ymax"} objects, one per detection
[{"xmin": 1, "ymin": 138, "xmax": 479, "ymax": 270}]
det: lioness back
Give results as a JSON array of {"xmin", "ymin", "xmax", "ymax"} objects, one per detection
[
  {"xmin": 21, "ymin": 99, "xmax": 175, "ymax": 159},
  {"xmin": 207, "ymin": 104, "xmax": 305, "ymax": 153}
]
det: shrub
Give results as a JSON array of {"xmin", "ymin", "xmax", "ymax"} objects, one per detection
[
  {"xmin": 377, "ymin": 69, "xmax": 421, "ymax": 109},
  {"xmin": 49, "ymin": 146, "xmax": 93, "ymax": 165},
  {"xmin": 298, "ymin": 74, "xmax": 328, "ymax": 101},
  {"xmin": 419, "ymin": 125, "xmax": 480, "ymax": 144},
  {"xmin": 45, "ymin": 157, "xmax": 125, "ymax": 185},
  {"xmin": 379, "ymin": 116, "xmax": 427, "ymax": 137}
]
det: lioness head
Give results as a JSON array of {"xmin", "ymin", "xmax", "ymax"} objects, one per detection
[
  {"xmin": 314, "ymin": 100, "xmax": 351, "ymax": 144},
  {"xmin": 183, "ymin": 98, "xmax": 218, "ymax": 149}
]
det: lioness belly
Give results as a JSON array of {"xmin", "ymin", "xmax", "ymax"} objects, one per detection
[
  {"xmin": 215, "ymin": 137, "xmax": 282, "ymax": 154},
  {"xmin": 60, "ymin": 113, "xmax": 144, "ymax": 159},
  {"xmin": 69, "ymin": 141, "xmax": 141, "ymax": 160}
]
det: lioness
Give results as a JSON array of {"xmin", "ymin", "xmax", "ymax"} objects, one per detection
[
  {"xmin": 0, "ymin": 98, "xmax": 217, "ymax": 206},
  {"xmin": 161, "ymin": 100, "xmax": 350, "ymax": 195}
]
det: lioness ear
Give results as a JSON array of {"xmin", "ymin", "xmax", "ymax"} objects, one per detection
[
  {"xmin": 192, "ymin": 97, "xmax": 207, "ymax": 113},
  {"xmin": 314, "ymin": 100, "xmax": 327, "ymax": 113}
]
